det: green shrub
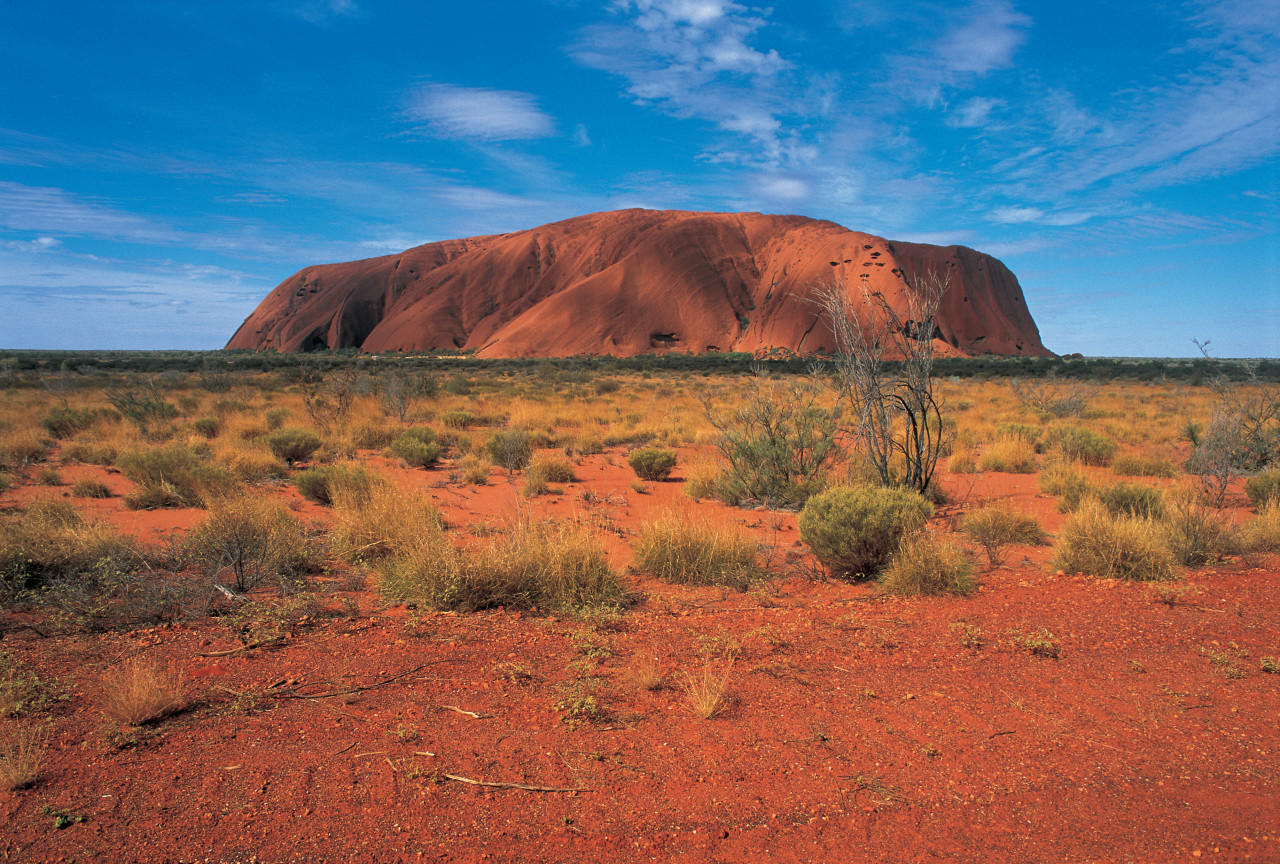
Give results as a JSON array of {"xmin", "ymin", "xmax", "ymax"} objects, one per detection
[
  {"xmin": 1039, "ymin": 464, "xmax": 1092, "ymax": 513},
  {"xmin": 1049, "ymin": 425, "xmax": 1117, "ymax": 466},
  {"xmin": 959, "ymin": 503, "xmax": 1047, "ymax": 566},
  {"xmin": 881, "ymin": 533, "xmax": 975, "ymax": 596},
  {"xmin": 1245, "ymin": 470, "xmax": 1280, "ymax": 509},
  {"xmin": 117, "ymin": 444, "xmax": 204, "ymax": 508},
  {"xmin": 264, "ymin": 408, "xmax": 290, "ymax": 430},
  {"xmin": 390, "ymin": 427, "xmax": 443, "ymax": 469},
  {"xmin": 627, "ymin": 447, "xmax": 677, "ymax": 482},
  {"xmin": 265, "ymin": 428, "xmax": 322, "ymax": 467},
  {"xmin": 1053, "ymin": 502, "xmax": 1176, "ymax": 581},
  {"xmin": 441, "ymin": 410, "xmax": 476, "ymax": 430},
  {"xmin": 632, "ymin": 510, "xmax": 763, "ymax": 589},
  {"xmin": 1096, "ymin": 482, "xmax": 1165, "ymax": 519},
  {"xmin": 485, "ymin": 429, "xmax": 533, "ymax": 471},
  {"xmin": 1110, "ymin": 453, "xmax": 1178, "ymax": 478},
  {"xmin": 41, "ymin": 407, "xmax": 107, "ymax": 439},
  {"xmin": 185, "ymin": 496, "xmax": 316, "ymax": 592},
  {"xmin": 0, "ymin": 498, "xmax": 136, "ymax": 594},
  {"xmin": 191, "ymin": 417, "xmax": 221, "ymax": 439},
  {"xmin": 443, "ymin": 374, "xmax": 472, "ymax": 396},
  {"xmin": 799, "ymin": 486, "xmax": 933, "ymax": 580},
  {"xmin": 293, "ymin": 464, "xmax": 371, "ymax": 506}
]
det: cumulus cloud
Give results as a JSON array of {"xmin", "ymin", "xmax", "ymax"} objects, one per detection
[{"xmin": 404, "ymin": 84, "xmax": 557, "ymax": 141}]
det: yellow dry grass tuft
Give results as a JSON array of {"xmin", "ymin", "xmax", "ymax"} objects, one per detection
[{"xmin": 100, "ymin": 656, "xmax": 186, "ymax": 726}]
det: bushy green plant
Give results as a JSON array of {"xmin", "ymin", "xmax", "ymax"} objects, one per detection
[
  {"xmin": 485, "ymin": 429, "xmax": 533, "ymax": 471},
  {"xmin": 191, "ymin": 417, "xmax": 221, "ymax": 439},
  {"xmin": 1245, "ymin": 469, "xmax": 1280, "ymax": 508},
  {"xmin": 1053, "ymin": 502, "xmax": 1175, "ymax": 581},
  {"xmin": 41, "ymin": 407, "xmax": 107, "ymax": 439},
  {"xmin": 627, "ymin": 447, "xmax": 677, "ymax": 482},
  {"xmin": 881, "ymin": 532, "xmax": 975, "ymax": 596},
  {"xmin": 390, "ymin": 427, "xmax": 442, "ymax": 469},
  {"xmin": 117, "ymin": 443, "xmax": 207, "ymax": 508},
  {"xmin": 798, "ymin": 486, "xmax": 933, "ymax": 580},
  {"xmin": 1048, "ymin": 425, "xmax": 1117, "ymax": 466},
  {"xmin": 265, "ymin": 428, "xmax": 321, "ymax": 467},
  {"xmin": 1096, "ymin": 482, "xmax": 1165, "ymax": 519},
  {"xmin": 441, "ymin": 410, "xmax": 476, "ymax": 430},
  {"xmin": 632, "ymin": 510, "xmax": 763, "ymax": 590},
  {"xmin": 293, "ymin": 464, "xmax": 371, "ymax": 506},
  {"xmin": 959, "ymin": 503, "xmax": 1047, "ymax": 566}
]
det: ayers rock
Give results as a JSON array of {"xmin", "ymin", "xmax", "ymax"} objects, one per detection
[{"xmin": 227, "ymin": 209, "xmax": 1050, "ymax": 358}]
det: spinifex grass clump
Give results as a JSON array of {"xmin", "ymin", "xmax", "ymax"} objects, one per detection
[
  {"xmin": 99, "ymin": 656, "xmax": 185, "ymax": 726},
  {"xmin": 265, "ymin": 427, "xmax": 321, "ymax": 467},
  {"xmin": 485, "ymin": 429, "xmax": 533, "ymax": 472},
  {"xmin": 959, "ymin": 503, "xmax": 1047, "ymax": 566},
  {"xmin": 1039, "ymin": 464, "xmax": 1092, "ymax": 513},
  {"xmin": 293, "ymin": 463, "xmax": 371, "ymax": 506},
  {"xmin": 1162, "ymin": 488, "xmax": 1240, "ymax": 566},
  {"xmin": 1245, "ymin": 469, "xmax": 1280, "ymax": 508},
  {"xmin": 880, "ymin": 532, "xmax": 975, "ymax": 596},
  {"xmin": 1096, "ymin": 481, "xmax": 1165, "ymax": 519},
  {"xmin": 1048, "ymin": 424, "xmax": 1117, "ymax": 466},
  {"xmin": 524, "ymin": 452, "xmax": 578, "ymax": 496},
  {"xmin": 978, "ymin": 435, "xmax": 1037, "ymax": 473},
  {"xmin": 799, "ymin": 486, "xmax": 933, "ymax": 580},
  {"xmin": 330, "ymin": 478, "xmax": 442, "ymax": 561},
  {"xmin": 632, "ymin": 509, "xmax": 763, "ymax": 590},
  {"xmin": 379, "ymin": 518, "xmax": 626, "ymax": 613},
  {"xmin": 0, "ymin": 497, "xmax": 136, "ymax": 596},
  {"xmin": 1053, "ymin": 501, "xmax": 1175, "ymax": 581}
]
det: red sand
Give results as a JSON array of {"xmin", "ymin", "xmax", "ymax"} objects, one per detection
[{"xmin": 2, "ymin": 450, "xmax": 1277, "ymax": 863}]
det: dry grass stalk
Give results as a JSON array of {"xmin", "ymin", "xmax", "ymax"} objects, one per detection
[
  {"xmin": 100, "ymin": 657, "xmax": 186, "ymax": 726},
  {"xmin": 0, "ymin": 725, "xmax": 43, "ymax": 790},
  {"xmin": 686, "ymin": 654, "xmax": 734, "ymax": 720},
  {"xmin": 632, "ymin": 655, "xmax": 667, "ymax": 691}
]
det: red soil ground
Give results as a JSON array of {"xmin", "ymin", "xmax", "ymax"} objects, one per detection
[{"xmin": 1, "ymin": 451, "xmax": 1277, "ymax": 863}]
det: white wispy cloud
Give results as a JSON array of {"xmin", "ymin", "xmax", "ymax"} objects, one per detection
[
  {"xmin": 404, "ymin": 84, "xmax": 557, "ymax": 141},
  {"xmin": 572, "ymin": 0, "xmax": 795, "ymax": 159},
  {"xmin": 0, "ymin": 181, "xmax": 184, "ymax": 245}
]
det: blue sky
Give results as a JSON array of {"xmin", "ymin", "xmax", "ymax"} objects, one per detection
[{"xmin": 1, "ymin": 0, "xmax": 1276, "ymax": 356}]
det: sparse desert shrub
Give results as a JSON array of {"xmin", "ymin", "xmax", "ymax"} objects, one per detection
[
  {"xmin": 0, "ymin": 726, "xmax": 42, "ymax": 790},
  {"xmin": 1053, "ymin": 502, "xmax": 1176, "ymax": 581},
  {"xmin": 265, "ymin": 428, "xmax": 321, "ymax": 467},
  {"xmin": 191, "ymin": 417, "xmax": 221, "ymax": 439},
  {"xmin": 627, "ymin": 447, "xmax": 677, "ymax": 482},
  {"xmin": 799, "ymin": 486, "xmax": 933, "ymax": 580},
  {"xmin": 1243, "ymin": 502, "xmax": 1280, "ymax": 554},
  {"xmin": 379, "ymin": 518, "xmax": 626, "ymax": 613},
  {"xmin": 0, "ymin": 498, "xmax": 136, "ymax": 595},
  {"xmin": 458, "ymin": 454, "xmax": 491, "ymax": 486},
  {"xmin": 34, "ymin": 467, "xmax": 62, "ymax": 486},
  {"xmin": 60, "ymin": 442, "xmax": 117, "ymax": 466},
  {"xmin": 185, "ymin": 496, "xmax": 316, "ymax": 592},
  {"xmin": 1049, "ymin": 425, "xmax": 1117, "ymax": 466},
  {"xmin": 959, "ymin": 503, "xmax": 1047, "ymax": 566},
  {"xmin": 41, "ymin": 406, "xmax": 108, "ymax": 439},
  {"xmin": 881, "ymin": 532, "xmax": 975, "ymax": 596},
  {"xmin": 978, "ymin": 435, "xmax": 1037, "ymax": 473},
  {"xmin": 1039, "ymin": 464, "xmax": 1092, "ymax": 513},
  {"xmin": 293, "ymin": 463, "xmax": 371, "ymax": 506},
  {"xmin": 330, "ymin": 478, "xmax": 442, "ymax": 561},
  {"xmin": 1096, "ymin": 482, "xmax": 1165, "ymax": 519},
  {"xmin": 570, "ymin": 433, "xmax": 604, "ymax": 456},
  {"xmin": 441, "ymin": 409, "xmax": 476, "ymax": 430},
  {"xmin": 70, "ymin": 479, "xmax": 112, "ymax": 499},
  {"xmin": 700, "ymin": 374, "xmax": 840, "ymax": 507},
  {"xmin": 117, "ymin": 443, "xmax": 204, "ymax": 508},
  {"xmin": 633, "ymin": 509, "xmax": 763, "ymax": 590},
  {"xmin": 1162, "ymin": 489, "xmax": 1241, "ymax": 566},
  {"xmin": 99, "ymin": 656, "xmax": 185, "ymax": 725},
  {"xmin": 1245, "ymin": 469, "xmax": 1280, "ymax": 509},
  {"xmin": 485, "ymin": 429, "xmax": 533, "ymax": 471},
  {"xmin": 390, "ymin": 427, "xmax": 442, "ymax": 469},
  {"xmin": 1110, "ymin": 453, "xmax": 1178, "ymax": 478}
]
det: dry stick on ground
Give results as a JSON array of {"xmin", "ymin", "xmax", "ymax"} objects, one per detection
[
  {"xmin": 443, "ymin": 774, "xmax": 587, "ymax": 793},
  {"xmin": 442, "ymin": 705, "xmax": 490, "ymax": 719},
  {"xmin": 197, "ymin": 636, "xmax": 288, "ymax": 658},
  {"xmin": 274, "ymin": 663, "xmax": 432, "ymax": 700}
]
